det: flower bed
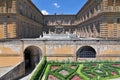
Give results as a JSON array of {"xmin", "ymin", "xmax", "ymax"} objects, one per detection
[
  {"xmin": 88, "ymin": 73, "xmax": 95, "ymax": 78},
  {"xmin": 95, "ymin": 70, "xmax": 103, "ymax": 74},
  {"xmin": 71, "ymin": 75, "xmax": 82, "ymax": 80},
  {"xmin": 71, "ymin": 66, "xmax": 77, "ymax": 70},
  {"xmin": 111, "ymin": 72, "xmax": 117, "ymax": 76},
  {"xmin": 31, "ymin": 61, "xmax": 120, "ymax": 80},
  {"xmin": 112, "ymin": 64, "xmax": 120, "ymax": 67},
  {"xmin": 51, "ymin": 66, "xmax": 60, "ymax": 71},
  {"xmin": 48, "ymin": 75, "xmax": 59, "ymax": 80},
  {"xmin": 59, "ymin": 70, "xmax": 69, "ymax": 76},
  {"xmin": 81, "ymin": 62, "xmax": 120, "ymax": 79}
]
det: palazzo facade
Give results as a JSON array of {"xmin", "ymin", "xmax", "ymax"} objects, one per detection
[
  {"xmin": 44, "ymin": 15, "xmax": 76, "ymax": 34},
  {"xmin": 76, "ymin": 0, "xmax": 120, "ymax": 38},
  {"xmin": 0, "ymin": 0, "xmax": 120, "ymax": 39},
  {"xmin": 44, "ymin": 0, "xmax": 120, "ymax": 39},
  {"xmin": 0, "ymin": 0, "xmax": 43, "ymax": 39}
]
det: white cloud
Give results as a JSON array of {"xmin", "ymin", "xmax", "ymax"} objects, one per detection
[
  {"xmin": 54, "ymin": 3, "xmax": 60, "ymax": 8},
  {"xmin": 41, "ymin": 10, "xmax": 49, "ymax": 15}
]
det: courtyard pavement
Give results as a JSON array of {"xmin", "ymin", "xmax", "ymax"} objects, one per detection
[
  {"xmin": 19, "ymin": 70, "xmax": 33, "ymax": 80},
  {"xmin": 19, "ymin": 74, "xmax": 31, "ymax": 80},
  {"xmin": 110, "ymin": 78, "xmax": 120, "ymax": 80}
]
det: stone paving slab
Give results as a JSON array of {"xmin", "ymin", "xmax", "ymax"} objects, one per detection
[
  {"xmin": 19, "ymin": 74, "xmax": 32, "ymax": 80},
  {"xmin": 110, "ymin": 78, "xmax": 120, "ymax": 80}
]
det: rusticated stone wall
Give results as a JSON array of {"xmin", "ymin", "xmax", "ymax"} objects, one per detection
[{"xmin": 0, "ymin": 39, "xmax": 120, "ymax": 67}]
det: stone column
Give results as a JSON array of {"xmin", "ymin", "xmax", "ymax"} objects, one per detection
[
  {"xmin": 84, "ymin": 27, "xmax": 88, "ymax": 38},
  {"xmin": 54, "ymin": 28, "xmax": 57, "ymax": 34},
  {"xmin": 82, "ymin": 28, "xmax": 85, "ymax": 37},
  {"xmin": 49, "ymin": 29, "xmax": 51, "ymax": 34},
  {"xmin": 94, "ymin": 5, "xmax": 97, "ymax": 15},
  {"xmin": 62, "ymin": 28, "xmax": 65, "ymax": 34},
  {"xmin": 80, "ymin": 28, "xmax": 83, "ymax": 37},
  {"xmin": 93, "ymin": 23, "xmax": 98, "ymax": 38},
  {"xmin": 69, "ymin": 29, "xmax": 71, "ymax": 34},
  {"xmin": 88, "ymin": 26, "xmax": 92, "ymax": 38},
  {"xmin": 78, "ymin": 28, "xmax": 81, "ymax": 37}
]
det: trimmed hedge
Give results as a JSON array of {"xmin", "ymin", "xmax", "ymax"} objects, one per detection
[
  {"xmin": 50, "ymin": 72, "xmax": 65, "ymax": 80},
  {"xmin": 38, "ymin": 63, "xmax": 48, "ymax": 80},
  {"xmin": 77, "ymin": 64, "xmax": 89, "ymax": 80},
  {"xmin": 30, "ymin": 57, "xmax": 47, "ymax": 80},
  {"xmin": 44, "ymin": 64, "xmax": 51, "ymax": 80},
  {"xmin": 31, "ymin": 60, "xmax": 120, "ymax": 80}
]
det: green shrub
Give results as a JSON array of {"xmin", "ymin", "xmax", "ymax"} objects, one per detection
[
  {"xmin": 31, "ymin": 60, "xmax": 120, "ymax": 80},
  {"xmin": 44, "ymin": 64, "xmax": 51, "ymax": 80},
  {"xmin": 67, "ymin": 72, "xmax": 76, "ymax": 80},
  {"xmin": 66, "ymin": 71, "xmax": 75, "ymax": 79},
  {"xmin": 30, "ymin": 56, "xmax": 47, "ymax": 80},
  {"xmin": 38, "ymin": 63, "xmax": 48, "ymax": 80},
  {"xmin": 51, "ymin": 72, "xmax": 65, "ymax": 80}
]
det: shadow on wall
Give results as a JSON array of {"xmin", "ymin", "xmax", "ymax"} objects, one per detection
[{"xmin": 24, "ymin": 46, "xmax": 43, "ymax": 74}]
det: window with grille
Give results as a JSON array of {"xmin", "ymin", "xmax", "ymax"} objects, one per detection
[
  {"xmin": 117, "ymin": 18, "xmax": 120, "ymax": 23},
  {"xmin": 77, "ymin": 46, "xmax": 96, "ymax": 58}
]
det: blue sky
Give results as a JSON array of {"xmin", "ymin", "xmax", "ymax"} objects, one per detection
[{"xmin": 31, "ymin": 0, "xmax": 88, "ymax": 15}]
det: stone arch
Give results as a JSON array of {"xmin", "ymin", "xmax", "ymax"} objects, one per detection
[
  {"xmin": 76, "ymin": 46, "xmax": 96, "ymax": 58},
  {"xmin": 24, "ymin": 46, "xmax": 42, "ymax": 73}
]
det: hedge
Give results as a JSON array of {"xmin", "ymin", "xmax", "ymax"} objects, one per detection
[
  {"xmin": 77, "ymin": 64, "xmax": 89, "ymax": 80},
  {"xmin": 30, "ymin": 60, "xmax": 120, "ymax": 80},
  {"xmin": 50, "ymin": 72, "xmax": 65, "ymax": 80},
  {"xmin": 30, "ymin": 56, "xmax": 47, "ymax": 80},
  {"xmin": 43, "ymin": 64, "xmax": 51, "ymax": 80},
  {"xmin": 38, "ymin": 63, "xmax": 48, "ymax": 80}
]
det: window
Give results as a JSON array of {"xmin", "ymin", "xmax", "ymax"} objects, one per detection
[
  {"xmin": 45, "ymin": 20, "xmax": 48, "ymax": 24},
  {"xmin": 77, "ymin": 46, "xmax": 96, "ymax": 58},
  {"xmin": 7, "ymin": 0, "xmax": 12, "ymax": 13},
  {"xmin": 115, "ymin": 6, "xmax": 120, "ymax": 12},
  {"xmin": 90, "ymin": 9, "xmax": 94, "ymax": 15},
  {"xmin": 116, "ymin": 0, "xmax": 120, "ymax": 6},
  {"xmin": 108, "ymin": 6, "xmax": 113, "ymax": 12},
  {"xmin": 19, "ymin": 5, "xmax": 23, "ymax": 15},
  {"xmin": 71, "ymin": 20, "xmax": 74, "ymax": 25},
  {"xmin": 117, "ymin": 18, "xmax": 120, "ymax": 23},
  {"xmin": 97, "ymin": 5, "xmax": 101, "ymax": 12},
  {"xmin": 0, "ymin": 1, "xmax": 5, "ymax": 13},
  {"xmin": 108, "ymin": 0, "xmax": 114, "ymax": 6},
  {"xmin": 56, "ymin": 20, "xmax": 62, "ymax": 25},
  {"xmin": 64, "ymin": 20, "xmax": 69, "ymax": 24},
  {"xmin": 87, "ymin": 12, "xmax": 89, "ymax": 18},
  {"xmin": 84, "ymin": 15, "xmax": 86, "ymax": 20}
]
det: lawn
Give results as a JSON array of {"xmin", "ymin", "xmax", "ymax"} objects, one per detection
[{"xmin": 30, "ymin": 58, "xmax": 120, "ymax": 80}]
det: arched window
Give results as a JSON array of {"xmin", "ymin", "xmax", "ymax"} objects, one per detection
[{"xmin": 76, "ymin": 46, "xmax": 96, "ymax": 58}]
